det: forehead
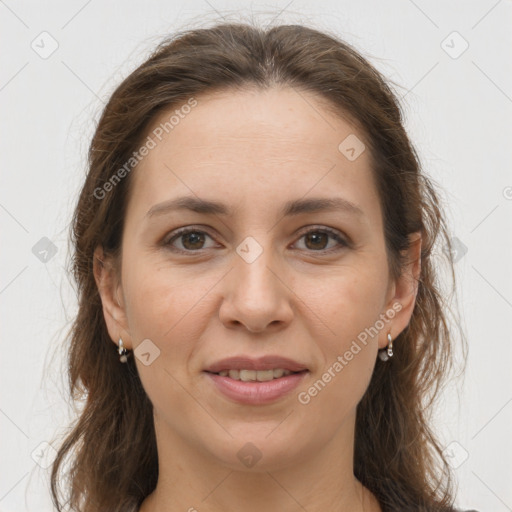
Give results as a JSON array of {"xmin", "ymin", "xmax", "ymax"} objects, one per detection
[{"xmin": 128, "ymin": 86, "xmax": 381, "ymax": 224}]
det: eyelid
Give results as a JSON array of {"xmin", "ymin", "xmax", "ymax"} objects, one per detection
[
  {"xmin": 163, "ymin": 224, "xmax": 351, "ymax": 253},
  {"xmin": 162, "ymin": 225, "xmax": 218, "ymax": 251},
  {"xmin": 293, "ymin": 225, "xmax": 350, "ymax": 252}
]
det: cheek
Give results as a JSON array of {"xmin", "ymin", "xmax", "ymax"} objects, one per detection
[
  {"xmin": 294, "ymin": 266, "xmax": 386, "ymax": 403},
  {"xmin": 298, "ymin": 265, "xmax": 387, "ymax": 348},
  {"xmin": 123, "ymin": 259, "xmax": 211, "ymax": 341},
  {"xmin": 121, "ymin": 261, "xmax": 214, "ymax": 407},
  {"xmin": 294, "ymin": 274, "xmax": 383, "ymax": 421}
]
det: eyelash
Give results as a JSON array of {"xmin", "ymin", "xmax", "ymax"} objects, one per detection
[{"xmin": 163, "ymin": 226, "xmax": 350, "ymax": 255}]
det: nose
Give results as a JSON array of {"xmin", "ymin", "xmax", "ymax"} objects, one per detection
[{"xmin": 218, "ymin": 242, "xmax": 294, "ymax": 333}]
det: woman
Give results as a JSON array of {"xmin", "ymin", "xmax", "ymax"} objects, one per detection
[{"xmin": 50, "ymin": 21, "xmax": 478, "ymax": 512}]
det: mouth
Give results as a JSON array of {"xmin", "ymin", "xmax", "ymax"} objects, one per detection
[
  {"xmin": 202, "ymin": 355, "xmax": 310, "ymax": 404},
  {"xmin": 205, "ymin": 368, "xmax": 308, "ymax": 382},
  {"xmin": 203, "ymin": 355, "xmax": 309, "ymax": 375}
]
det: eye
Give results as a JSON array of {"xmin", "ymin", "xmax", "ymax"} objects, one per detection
[
  {"xmin": 293, "ymin": 227, "xmax": 349, "ymax": 253},
  {"xmin": 163, "ymin": 226, "xmax": 349, "ymax": 254},
  {"xmin": 164, "ymin": 228, "xmax": 217, "ymax": 253}
]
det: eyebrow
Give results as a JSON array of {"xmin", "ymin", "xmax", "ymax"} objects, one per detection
[{"xmin": 146, "ymin": 195, "xmax": 364, "ymax": 219}]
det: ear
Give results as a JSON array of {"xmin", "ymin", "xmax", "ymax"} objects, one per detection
[
  {"xmin": 379, "ymin": 231, "xmax": 422, "ymax": 349},
  {"xmin": 93, "ymin": 245, "xmax": 133, "ymax": 350}
]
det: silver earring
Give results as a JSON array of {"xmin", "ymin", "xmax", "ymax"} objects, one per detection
[
  {"xmin": 378, "ymin": 332, "xmax": 394, "ymax": 361},
  {"xmin": 118, "ymin": 338, "xmax": 129, "ymax": 363}
]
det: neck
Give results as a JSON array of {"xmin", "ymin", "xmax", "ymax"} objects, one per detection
[{"xmin": 139, "ymin": 409, "xmax": 381, "ymax": 512}]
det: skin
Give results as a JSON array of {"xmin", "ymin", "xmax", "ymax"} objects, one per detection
[{"xmin": 94, "ymin": 86, "xmax": 421, "ymax": 512}]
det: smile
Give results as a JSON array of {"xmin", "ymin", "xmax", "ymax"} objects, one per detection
[
  {"xmin": 213, "ymin": 368, "xmax": 297, "ymax": 381},
  {"xmin": 204, "ymin": 369, "xmax": 309, "ymax": 404}
]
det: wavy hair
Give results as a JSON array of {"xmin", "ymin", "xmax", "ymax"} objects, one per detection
[{"xmin": 49, "ymin": 20, "xmax": 466, "ymax": 512}]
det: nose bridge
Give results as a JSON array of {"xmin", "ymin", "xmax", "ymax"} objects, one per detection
[
  {"xmin": 219, "ymin": 232, "xmax": 293, "ymax": 331},
  {"xmin": 233, "ymin": 234, "xmax": 280, "ymax": 299}
]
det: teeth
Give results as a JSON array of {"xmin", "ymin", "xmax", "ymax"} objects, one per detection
[
  {"xmin": 229, "ymin": 369, "xmax": 241, "ymax": 380},
  {"xmin": 256, "ymin": 370, "xmax": 275, "ymax": 381},
  {"xmin": 239, "ymin": 369, "xmax": 256, "ymax": 381},
  {"xmin": 272, "ymin": 368, "xmax": 285, "ymax": 379},
  {"xmin": 216, "ymin": 368, "xmax": 295, "ymax": 381}
]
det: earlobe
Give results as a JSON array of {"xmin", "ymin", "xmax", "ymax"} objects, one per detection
[{"xmin": 93, "ymin": 245, "xmax": 133, "ymax": 350}]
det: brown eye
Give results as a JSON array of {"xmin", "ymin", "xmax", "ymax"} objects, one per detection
[
  {"xmin": 304, "ymin": 232, "xmax": 329, "ymax": 250},
  {"xmin": 165, "ymin": 229, "xmax": 216, "ymax": 252},
  {"xmin": 164, "ymin": 226, "xmax": 349, "ymax": 255},
  {"xmin": 181, "ymin": 232, "xmax": 206, "ymax": 250},
  {"xmin": 294, "ymin": 228, "xmax": 348, "ymax": 253}
]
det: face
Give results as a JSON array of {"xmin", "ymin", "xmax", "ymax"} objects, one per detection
[{"xmin": 96, "ymin": 86, "xmax": 419, "ymax": 472}]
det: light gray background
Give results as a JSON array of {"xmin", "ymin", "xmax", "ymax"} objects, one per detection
[{"xmin": 1, "ymin": 1, "xmax": 511, "ymax": 511}]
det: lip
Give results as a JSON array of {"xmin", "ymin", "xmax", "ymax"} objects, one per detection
[
  {"xmin": 204, "ymin": 370, "xmax": 308, "ymax": 405},
  {"xmin": 203, "ymin": 355, "xmax": 309, "ymax": 373}
]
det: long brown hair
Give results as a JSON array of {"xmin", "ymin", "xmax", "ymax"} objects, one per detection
[{"xmin": 49, "ymin": 20, "xmax": 467, "ymax": 512}]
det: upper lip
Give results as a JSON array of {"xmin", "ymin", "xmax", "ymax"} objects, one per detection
[{"xmin": 204, "ymin": 356, "xmax": 309, "ymax": 373}]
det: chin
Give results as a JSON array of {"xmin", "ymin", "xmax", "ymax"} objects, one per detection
[{"xmin": 205, "ymin": 429, "xmax": 310, "ymax": 473}]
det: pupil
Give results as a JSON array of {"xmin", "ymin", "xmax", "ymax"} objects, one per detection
[
  {"xmin": 183, "ymin": 232, "xmax": 204, "ymax": 249},
  {"xmin": 306, "ymin": 232, "xmax": 327, "ymax": 250}
]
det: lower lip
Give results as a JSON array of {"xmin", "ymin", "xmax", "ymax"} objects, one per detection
[{"xmin": 204, "ymin": 371, "xmax": 308, "ymax": 405}]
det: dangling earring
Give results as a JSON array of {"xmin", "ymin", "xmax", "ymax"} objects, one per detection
[
  {"xmin": 378, "ymin": 332, "xmax": 394, "ymax": 361},
  {"xmin": 118, "ymin": 338, "xmax": 129, "ymax": 363}
]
